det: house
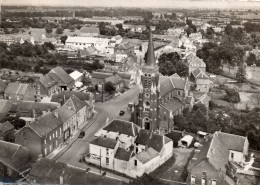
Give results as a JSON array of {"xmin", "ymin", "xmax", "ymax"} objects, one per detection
[
  {"xmin": 87, "ymin": 119, "xmax": 173, "ymax": 178},
  {"xmin": 36, "ymin": 74, "xmax": 59, "ymax": 97},
  {"xmin": 91, "ymin": 71, "xmax": 124, "ymax": 91},
  {"xmin": 187, "ymin": 131, "xmax": 248, "ymax": 185},
  {"xmin": 15, "ymin": 112, "xmax": 64, "ymax": 159},
  {"xmin": 0, "ymin": 121, "xmax": 14, "ymax": 142},
  {"xmin": 190, "ymin": 68, "xmax": 211, "ymax": 92},
  {"xmin": 56, "ymin": 104, "xmax": 76, "ymax": 139},
  {"xmin": 166, "ymin": 27, "xmax": 185, "ymax": 36},
  {"xmin": 123, "ymin": 24, "xmax": 147, "ymax": 33},
  {"xmin": 0, "ymin": 141, "xmax": 30, "ymax": 183},
  {"xmin": 65, "ymin": 36, "xmax": 109, "ymax": 52},
  {"xmin": 0, "ymin": 100, "xmax": 13, "ymax": 122},
  {"xmin": 186, "ymin": 53, "xmax": 206, "ymax": 75},
  {"xmin": 79, "ymin": 26, "xmax": 100, "ymax": 37},
  {"xmin": 4, "ymin": 83, "xmax": 36, "ymax": 103},
  {"xmin": 69, "ymin": 70, "xmax": 84, "ymax": 84},
  {"xmin": 63, "ymin": 95, "xmax": 91, "ymax": 130},
  {"xmin": 28, "ymin": 158, "xmax": 122, "ymax": 185},
  {"xmin": 192, "ymin": 91, "xmax": 211, "ymax": 108},
  {"xmin": 0, "ymin": 79, "xmax": 7, "ymax": 98},
  {"xmin": 110, "ymin": 35, "xmax": 123, "ymax": 47},
  {"xmin": 50, "ymin": 91, "xmax": 95, "ymax": 109},
  {"xmin": 49, "ymin": 66, "xmax": 74, "ymax": 91},
  {"xmin": 114, "ymin": 42, "xmax": 135, "ymax": 62},
  {"xmin": 8, "ymin": 101, "xmax": 59, "ymax": 122}
]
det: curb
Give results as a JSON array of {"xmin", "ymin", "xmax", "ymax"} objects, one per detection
[{"xmin": 53, "ymin": 113, "xmax": 98, "ymax": 160}]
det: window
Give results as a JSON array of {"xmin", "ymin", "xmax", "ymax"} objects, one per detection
[
  {"xmin": 201, "ymin": 177, "xmax": 206, "ymax": 185},
  {"xmin": 106, "ymin": 157, "xmax": 109, "ymax": 165},
  {"xmin": 191, "ymin": 176, "xmax": 195, "ymax": 184},
  {"xmin": 49, "ymin": 135, "xmax": 52, "ymax": 141},
  {"xmin": 212, "ymin": 180, "xmax": 216, "ymax": 185},
  {"xmin": 231, "ymin": 152, "xmax": 234, "ymax": 160},
  {"xmin": 53, "ymin": 133, "xmax": 55, "ymax": 139},
  {"xmin": 106, "ymin": 148, "xmax": 109, "ymax": 156},
  {"xmin": 56, "ymin": 131, "xmax": 58, "ymax": 137},
  {"xmin": 44, "ymin": 139, "xmax": 46, "ymax": 145},
  {"xmin": 177, "ymin": 91, "xmax": 181, "ymax": 96},
  {"xmin": 49, "ymin": 144, "xmax": 53, "ymax": 152},
  {"xmin": 60, "ymin": 128, "xmax": 62, "ymax": 135},
  {"xmin": 134, "ymin": 160, "xmax": 137, "ymax": 166},
  {"xmin": 44, "ymin": 148, "xmax": 47, "ymax": 156}
]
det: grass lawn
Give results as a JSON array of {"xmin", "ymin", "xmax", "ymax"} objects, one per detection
[{"xmin": 152, "ymin": 148, "xmax": 194, "ymax": 182}]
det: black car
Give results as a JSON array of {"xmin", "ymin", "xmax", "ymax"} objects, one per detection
[
  {"xmin": 78, "ymin": 131, "xmax": 85, "ymax": 138},
  {"xmin": 119, "ymin": 110, "xmax": 125, "ymax": 116}
]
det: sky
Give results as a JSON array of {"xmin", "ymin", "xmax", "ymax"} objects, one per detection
[{"xmin": 2, "ymin": 0, "xmax": 260, "ymax": 9}]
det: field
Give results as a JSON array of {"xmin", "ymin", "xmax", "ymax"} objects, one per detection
[{"xmin": 223, "ymin": 65, "xmax": 260, "ymax": 86}]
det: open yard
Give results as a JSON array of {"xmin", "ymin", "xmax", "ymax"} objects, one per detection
[
  {"xmin": 223, "ymin": 65, "xmax": 260, "ymax": 87},
  {"xmin": 152, "ymin": 148, "xmax": 194, "ymax": 183}
]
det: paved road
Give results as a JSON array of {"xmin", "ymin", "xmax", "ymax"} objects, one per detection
[{"xmin": 56, "ymin": 86, "xmax": 139, "ymax": 181}]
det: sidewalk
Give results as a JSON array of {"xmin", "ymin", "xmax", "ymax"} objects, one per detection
[{"xmin": 51, "ymin": 113, "xmax": 98, "ymax": 160}]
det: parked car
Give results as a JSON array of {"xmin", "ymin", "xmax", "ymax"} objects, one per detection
[
  {"xmin": 119, "ymin": 110, "xmax": 125, "ymax": 116},
  {"xmin": 78, "ymin": 131, "xmax": 85, "ymax": 138}
]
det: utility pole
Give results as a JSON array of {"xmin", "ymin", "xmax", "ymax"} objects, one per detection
[{"xmin": 100, "ymin": 148, "xmax": 102, "ymax": 174}]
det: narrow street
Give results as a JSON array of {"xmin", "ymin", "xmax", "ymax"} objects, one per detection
[{"xmin": 55, "ymin": 86, "xmax": 139, "ymax": 182}]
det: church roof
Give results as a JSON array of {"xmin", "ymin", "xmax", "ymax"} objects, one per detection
[{"xmin": 144, "ymin": 32, "xmax": 156, "ymax": 68}]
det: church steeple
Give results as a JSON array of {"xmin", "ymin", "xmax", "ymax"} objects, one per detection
[
  {"xmin": 142, "ymin": 32, "xmax": 159, "ymax": 73},
  {"xmin": 145, "ymin": 32, "xmax": 156, "ymax": 67}
]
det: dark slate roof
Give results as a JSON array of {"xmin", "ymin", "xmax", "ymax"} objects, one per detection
[
  {"xmin": 14, "ymin": 101, "xmax": 59, "ymax": 115},
  {"xmin": 144, "ymin": 33, "xmax": 156, "ymax": 67},
  {"xmin": 91, "ymin": 72, "xmax": 113, "ymax": 79},
  {"xmin": 90, "ymin": 136, "xmax": 117, "ymax": 149},
  {"xmin": 188, "ymin": 132, "xmax": 229, "ymax": 174},
  {"xmin": 105, "ymin": 75, "xmax": 123, "ymax": 85},
  {"xmin": 28, "ymin": 112, "xmax": 63, "ymax": 137},
  {"xmin": 29, "ymin": 158, "xmax": 122, "ymax": 185},
  {"xmin": 56, "ymin": 105, "xmax": 75, "ymax": 123},
  {"xmin": 64, "ymin": 95, "xmax": 87, "ymax": 112},
  {"xmin": 116, "ymin": 42, "xmax": 134, "ymax": 50},
  {"xmin": 0, "ymin": 80, "xmax": 7, "ymax": 93},
  {"xmin": 192, "ymin": 68, "xmax": 209, "ymax": 79},
  {"xmin": 50, "ymin": 91, "xmax": 91, "ymax": 103},
  {"xmin": 159, "ymin": 77, "xmax": 174, "ymax": 97},
  {"xmin": 0, "ymin": 141, "xmax": 30, "ymax": 173},
  {"xmin": 114, "ymin": 148, "xmax": 133, "ymax": 161},
  {"xmin": 161, "ymin": 97, "xmax": 184, "ymax": 114},
  {"xmin": 216, "ymin": 131, "xmax": 247, "ymax": 152},
  {"xmin": 5, "ymin": 83, "xmax": 30, "ymax": 95},
  {"xmin": 39, "ymin": 74, "xmax": 57, "ymax": 88},
  {"xmin": 0, "ymin": 121, "xmax": 14, "ymax": 133},
  {"xmin": 117, "ymin": 72, "xmax": 131, "ymax": 80},
  {"xmin": 170, "ymin": 75, "xmax": 187, "ymax": 90},
  {"xmin": 49, "ymin": 66, "xmax": 74, "ymax": 87},
  {"xmin": 165, "ymin": 130, "xmax": 183, "ymax": 142},
  {"xmin": 147, "ymin": 133, "xmax": 171, "ymax": 153},
  {"xmin": 135, "ymin": 129, "xmax": 150, "ymax": 145},
  {"xmin": 103, "ymin": 119, "xmax": 139, "ymax": 137},
  {"xmin": 135, "ymin": 147, "xmax": 159, "ymax": 164}
]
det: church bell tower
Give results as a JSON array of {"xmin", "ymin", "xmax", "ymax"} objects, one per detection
[{"xmin": 138, "ymin": 33, "xmax": 160, "ymax": 132}]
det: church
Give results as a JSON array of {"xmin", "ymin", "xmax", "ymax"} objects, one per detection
[{"xmin": 131, "ymin": 33, "xmax": 193, "ymax": 135}]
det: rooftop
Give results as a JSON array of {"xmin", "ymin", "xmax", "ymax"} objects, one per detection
[{"xmin": 90, "ymin": 136, "xmax": 118, "ymax": 149}]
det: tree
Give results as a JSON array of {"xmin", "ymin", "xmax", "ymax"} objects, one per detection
[
  {"xmin": 56, "ymin": 26, "xmax": 64, "ymax": 34},
  {"xmin": 236, "ymin": 64, "xmax": 247, "ymax": 83},
  {"xmin": 45, "ymin": 24, "xmax": 53, "ymax": 34},
  {"xmin": 223, "ymin": 88, "xmax": 240, "ymax": 103},
  {"xmin": 158, "ymin": 52, "xmax": 188, "ymax": 77},
  {"xmin": 60, "ymin": 35, "xmax": 68, "ymax": 45},
  {"xmin": 104, "ymin": 81, "xmax": 116, "ymax": 94},
  {"xmin": 225, "ymin": 24, "xmax": 233, "ymax": 35},
  {"xmin": 115, "ymin": 23, "xmax": 123, "ymax": 30},
  {"xmin": 247, "ymin": 53, "xmax": 257, "ymax": 66},
  {"xmin": 251, "ymin": 92, "xmax": 260, "ymax": 105}
]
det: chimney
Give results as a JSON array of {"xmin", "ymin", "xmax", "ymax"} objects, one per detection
[{"xmin": 86, "ymin": 168, "xmax": 90, "ymax": 173}]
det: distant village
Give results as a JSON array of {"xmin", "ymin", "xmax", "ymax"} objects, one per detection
[{"xmin": 0, "ymin": 5, "xmax": 260, "ymax": 185}]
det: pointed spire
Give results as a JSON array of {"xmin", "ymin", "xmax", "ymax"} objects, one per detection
[{"xmin": 145, "ymin": 32, "xmax": 156, "ymax": 67}]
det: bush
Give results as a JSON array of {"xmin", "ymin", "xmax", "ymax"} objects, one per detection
[{"xmin": 223, "ymin": 88, "xmax": 240, "ymax": 103}]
